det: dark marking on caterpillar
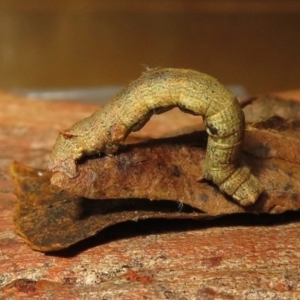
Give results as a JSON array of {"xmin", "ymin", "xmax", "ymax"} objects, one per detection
[
  {"xmin": 48, "ymin": 68, "xmax": 264, "ymax": 206},
  {"xmin": 206, "ymin": 123, "xmax": 218, "ymax": 135},
  {"xmin": 60, "ymin": 131, "xmax": 78, "ymax": 139}
]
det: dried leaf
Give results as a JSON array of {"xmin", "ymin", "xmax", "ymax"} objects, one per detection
[
  {"xmin": 11, "ymin": 162, "xmax": 208, "ymax": 252},
  {"xmin": 51, "ymin": 132, "xmax": 245, "ymax": 215},
  {"xmin": 243, "ymin": 96, "xmax": 300, "ymax": 123},
  {"xmin": 11, "ymin": 117, "xmax": 300, "ymax": 251},
  {"xmin": 11, "ymin": 108, "xmax": 300, "ymax": 251},
  {"xmin": 51, "ymin": 124, "xmax": 300, "ymax": 216},
  {"xmin": 244, "ymin": 115, "xmax": 300, "ymax": 162}
]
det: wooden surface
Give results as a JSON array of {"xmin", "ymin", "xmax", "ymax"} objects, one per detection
[{"xmin": 1, "ymin": 91, "xmax": 300, "ymax": 299}]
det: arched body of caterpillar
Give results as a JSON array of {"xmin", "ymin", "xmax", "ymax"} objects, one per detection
[{"xmin": 48, "ymin": 68, "xmax": 264, "ymax": 206}]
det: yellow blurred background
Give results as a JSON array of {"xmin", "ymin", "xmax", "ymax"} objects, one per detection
[{"xmin": 1, "ymin": 0, "xmax": 300, "ymax": 96}]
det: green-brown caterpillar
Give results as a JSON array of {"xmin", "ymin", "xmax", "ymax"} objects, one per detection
[{"xmin": 48, "ymin": 68, "xmax": 264, "ymax": 206}]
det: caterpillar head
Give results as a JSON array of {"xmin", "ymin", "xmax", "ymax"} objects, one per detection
[{"xmin": 48, "ymin": 132, "xmax": 84, "ymax": 178}]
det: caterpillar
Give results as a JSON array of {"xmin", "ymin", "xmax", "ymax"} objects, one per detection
[{"xmin": 48, "ymin": 68, "xmax": 264, "ymax": 206}]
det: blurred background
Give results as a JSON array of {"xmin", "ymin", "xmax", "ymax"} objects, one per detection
[{"xmin": 1, "ymin": 0, "xmax": 300, "ymax": 101}]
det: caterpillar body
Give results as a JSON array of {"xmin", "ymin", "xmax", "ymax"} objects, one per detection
[{"xmin": 48, "ymin": 68, "xmax": 263, "ymax": 206}]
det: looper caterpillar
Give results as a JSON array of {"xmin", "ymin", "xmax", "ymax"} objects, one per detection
[{"xmin": 49, "ymin": 68, "xmax": 264, "ymax": 206}]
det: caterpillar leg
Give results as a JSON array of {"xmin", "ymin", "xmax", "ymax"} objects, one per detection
[
  {"xmin": 230, "ymin": 173, "xmax": 264, "ymax": 206},
  {"xmin": 218, "ymin": 164, "xmax": 264, "ymax": 206},
  {"xmin": 202, "ymin": 158, "xmax": 263, "ymax": 206}
]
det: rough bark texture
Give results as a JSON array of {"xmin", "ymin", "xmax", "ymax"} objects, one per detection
[{"xmin": 1, "ymin": 91, "xmax": 300, "ymax": 299}]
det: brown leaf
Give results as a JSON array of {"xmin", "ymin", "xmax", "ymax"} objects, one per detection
[
  {"xmin": 11, "ymin": 162, "xmax": 209, "ymax": 252},
  {"xmin": 243, "ymin": 95, "xmax": 300, "ymax": 123},
  {"xmin": 51, "ymin": 132, "xmax": 244, "ymax": 215},
  {"xmin": 51, "ymin": 125, "xmax": 300, "ymax": 216},
  {"xmin": 11, "ymin": 98, "xmax": 300, "ymax": 252},
  {"xmin": 244, "ymin": 115, "xmax": 300, "ymax": 162}
]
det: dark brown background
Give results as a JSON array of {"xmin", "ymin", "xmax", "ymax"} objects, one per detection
[{"xmin": 0, "ymin": 0, "xmax": 300, "ymax": 94}]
